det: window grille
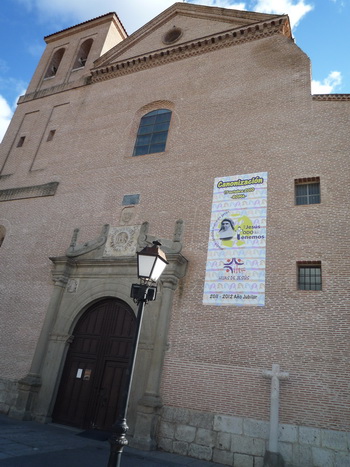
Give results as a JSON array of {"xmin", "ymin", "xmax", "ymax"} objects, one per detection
[
  {"xmin": 295, "ymin": 178, "xmax": 320, "ymax": 205},
  {"xmin": 298, "ymin": 263, "xmax": 322, "ymax": 290},
  {"xmin": 133, "ymin": 109, "xmax": 172, "ymax": 156}
]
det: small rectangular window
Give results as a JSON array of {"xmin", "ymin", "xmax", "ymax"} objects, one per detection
[
  {"xmin": 297, "ymin": 262, "xmax": 322, "ymax": 290},
  {"xmin": 17, "ymin": 136, "xmax": 25, "ymax": 147},
  {"xmin": 122, "ymin": 194, "xmax": 140, "ymax": 205},
  {"xmin": 295, "ymin": 177, "xmax": 320, "ymax": 205},
  {"xmin": 47, "ymin": 130, "xmax": 56, "ymax": 142}
]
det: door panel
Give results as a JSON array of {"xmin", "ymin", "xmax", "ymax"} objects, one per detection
[
  {"xmin": 52, "ymin": 357, "xmax": 96, "ymax": 427},
  {"xmin": 52, "ymin": 299, "xmax": 135, "ymax": 431},
  {"xmin": 93, "ymin": 360, "xmax": 128, "ymax": 430}
]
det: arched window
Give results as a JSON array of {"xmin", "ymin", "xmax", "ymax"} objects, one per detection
[
  {"xmin": 0, "ymin": 226, "xmax": 6, "ymax": 248},
  {"xmin": 44, "ymin": 48, "xmax": 65, "ymax": 79},
  {"xmin": 133, "ymin": 109, "xmax": 172, "ymax": 156},
  {"xmin": 73, "ymin": 39, "xmax": 93, "ymax": 69}
]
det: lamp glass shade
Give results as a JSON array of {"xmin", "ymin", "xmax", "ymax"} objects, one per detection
[
  {"xmin": 137, "ymin": 244, "xmax": 168, "ymax": 282},
  {"xmin": 149, "ymin": 256, "xmax": 168, "ymax": 282}
]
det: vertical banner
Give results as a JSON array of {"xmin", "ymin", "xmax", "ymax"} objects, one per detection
[{"xmin": 203, "ymin": 172, "xmax": 267, "ymax": 306}]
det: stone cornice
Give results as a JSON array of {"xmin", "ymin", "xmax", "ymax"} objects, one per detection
[
  {"xmin": 90, "ymin": 17, "xmax": 290, "ymax": 84},
  {"xmin": 18, "ymin": 78, "xmax": 87, "ymax": 104},
  {"xmin": 49, "ymin": 253, "xmax": 188, "ymax": 281},
  {"xmin": 92, "ymin": 4, "xmax": 282, "ymax": 69},
  {"xmin": 312, "ymin": 94, "xmax": 350, "ymax": 101},
  {"xmin": 0, "ymin": 181, "xmax": 59, "ymax": 202}
]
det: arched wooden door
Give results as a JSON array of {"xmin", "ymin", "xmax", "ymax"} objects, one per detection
[{"xmin": 52, "ymin": 298, "xmax": 136, "ymax": 431}]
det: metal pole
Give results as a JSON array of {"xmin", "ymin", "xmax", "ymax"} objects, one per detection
[{"xmin": 107, "ymin": 287, "xmax": 148, "ymax": 467}]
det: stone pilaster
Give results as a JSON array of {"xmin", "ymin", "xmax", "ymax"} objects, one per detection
[
  {"xmin": 132, "ymin": 256, "xmax": 187, "ymax": 450},
  {"xmin": 9, "ymin": 271, "xmax": 69, "ymax": 421},
  {"xmin": 8, "ymin": 373, "xmax": 41, "ymax": 420},
  {"xmin": 34, "ymin": 333, "xmax": 74, "ymax": 423}
]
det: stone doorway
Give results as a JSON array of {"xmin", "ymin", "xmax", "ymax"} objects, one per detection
[{"xmin": 52, "ymin": 298, "xmax": 136, "ymax": 431}]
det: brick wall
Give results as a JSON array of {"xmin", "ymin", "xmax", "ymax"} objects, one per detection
[{"xmin": 0, "ymin": 5, "xmax": 349, "ymax": 464}]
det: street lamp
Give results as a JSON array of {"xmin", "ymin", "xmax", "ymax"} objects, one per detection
[{"xmin": 107, "ymin": 241, "xmax": 168, "ymax": 467}]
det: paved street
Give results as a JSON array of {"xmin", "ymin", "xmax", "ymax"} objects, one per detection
[{"xmin": 0, "ymin": 414, "xmax": 222, "ymax": 466}]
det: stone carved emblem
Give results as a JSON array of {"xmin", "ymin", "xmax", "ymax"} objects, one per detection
[
  {"xmin": 103, "ymin": 225, "xmax": 140, "ymax": 257},
  {"xmin": 66, "ymin": 278, "xmax": 79, "ymax": 293},
  {"xmin": 121, "ymin": 207, "xmax": 134, "ymax": 224}
]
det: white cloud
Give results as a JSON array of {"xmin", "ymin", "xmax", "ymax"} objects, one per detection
[
  {"xmin": 0, "ymin": 77, "xmax": 28, "ymax": 101},
  {"xmin": 189, "ymin": 0, "xmax": 313, "ymax": 29},
  {"xmin": 0, "ymin": 84, "xmax": 26, "ymax": 143},
  {"xmin": 0, "ymin": 95, "xmax": 13, "ymax": 143},
  {"xmin": 188, "ymin": 1, "xmax": 246, "ymax": 10},
  {"xmin": 17, "ymin": 0, "xmax": 177, "ymax": 34},
  {"xmin": 13, "ymin": 1, "xmax": 249, "ymax": 38},
  {"xmin": 311, "ymin": 71, "xmax": 342, "ymax": 94},
  {"xmin": 15, "ymin": 0, "xmax": 312, "ymax": 33},
  {"xmin": 253, "ymin": 0, "xmax": 313, "ymax": 29}
]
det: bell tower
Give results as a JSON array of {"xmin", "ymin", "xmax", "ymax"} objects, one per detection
[{"xmin": 23, "ymin": 12, "xmax": 127, "ymax": 100}]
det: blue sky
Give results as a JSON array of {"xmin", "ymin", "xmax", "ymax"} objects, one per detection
[{"xmin": 0, "ymin": 0, "xmax": 349, "ymax": 141}]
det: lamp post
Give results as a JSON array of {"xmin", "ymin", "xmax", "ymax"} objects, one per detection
[{"xmin": 107, "ymin": 241, "xmax": 168, "ymax": 467}]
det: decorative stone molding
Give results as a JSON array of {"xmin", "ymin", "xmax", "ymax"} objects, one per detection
[
  {"xmin": 103, "ymin": 225, "xmax": 141, "ymax": 257},
  {"xmin": 66, "ymin": 224, "xmax": 109, "ymax": 257},
  {"xmin": 120, "ymin": 206, "xmax": 136, "ymax": 225},
  {"xmin": 162, "ymin": 27, "xmax": 183, "ymax": 45},
  {"xmin": 18, "ymin": 373, "xmax": 42, "ymax": 387},
  {"xmin": 8, "ymin": 373, "xmax": 42, "ymax": 421},
  {"xmin": 0, "ymin": 182, "xmax": 59, "ymax": 202},
  {"xmin": 0, "ymin": 377, "xmax": 18, "ymax": 414},
  {"xmin": 29, "ymin": 220, "xmax": 188, "ymax": 431},
  {"xmin": 160, "ymin": 276, "xmax": 180, "ymax": 291},
  {"xmin": 52, "ymin": 274, "xmax": 69, "ymax": 288},
  {"xmin": 91, "ymin": 18, "xmax": 290, "ymax": 84},
  {"xmin": 18, "ymin": 78, "xmax": 87, "ymax": 104},
  {"xmin": 0, "ymin": 174, "xmax": 12, "ymax": 181},
  {"xmin": 312, "ymin": 94, "xmax": 350, "ymax": 101},
  {"xmin": 138, "ymin": 342, "xmax": 154, "ymax": 351},
  {"xmin": 138, "ymin": 219, "xmax": 184, "ymax": 255},
  {"xmin": 49, "ymin": 333, "xmax": 74, "ymax": 344},
  {"xmin": 66, "ymin": 278, "xmax": 79, "ymax": 293}
]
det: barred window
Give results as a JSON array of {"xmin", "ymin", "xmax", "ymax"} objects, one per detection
[
  {"xmin": 133, "ymin": 109, "xmax": 172, "ymax": 156},
  {"xmin": 295, "ymin": 178, "xmax": 320, "ymax": 205},
  {"xmin": 298, "ymin": 262, "xmax": 322, "ymax": 291}
]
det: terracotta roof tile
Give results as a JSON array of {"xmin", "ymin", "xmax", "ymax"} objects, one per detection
[{"xmin": 44, "ymin": 12, "xmax": 127, "ymax": 40}]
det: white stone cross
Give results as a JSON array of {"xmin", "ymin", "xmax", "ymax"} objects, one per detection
[{"xmin": 262, "ymin": 364, "xmax": 289, "ymax": 453}]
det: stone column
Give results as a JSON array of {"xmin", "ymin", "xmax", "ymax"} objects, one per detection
[
  {"xmin": 34, "ymin": 333, "xmax": 74, "ymax": 423},
  {"xmin": 132, "ymin": 277, "xmax": 179, "ymax": 450},
  {"xmin": 9, "ymin": 269, "xmax": 69, "ymax": 421},
  {"xmin": 262, "ymin": 364, "xmax": 289, "ymax": 467}
]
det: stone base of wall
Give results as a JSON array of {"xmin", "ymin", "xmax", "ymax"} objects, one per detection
[
  {"xmin": 0, "ymin": 378, "xmax": 18, "ymax": 415},
  {"xmin": 157, "ymin": 406, "xmax": 350, "ymax": 467}
]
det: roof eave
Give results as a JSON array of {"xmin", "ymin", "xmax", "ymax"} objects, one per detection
[
  {"xmin": 44, "ymin": 12, "xmax": 128, "ymax": 43},
  {"xmin": 90, "ymin": 15, "xmax": 291, "ymax": 83}
]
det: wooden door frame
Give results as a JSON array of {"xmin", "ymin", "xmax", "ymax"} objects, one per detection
[{"xmin": 52, "ymin": 297, "xmax": 136, "ymax": 431}]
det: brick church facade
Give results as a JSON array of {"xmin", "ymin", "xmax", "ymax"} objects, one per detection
[{"xmin": 0, "ymin": 3, "xmax": 349, "ymax": 466}]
